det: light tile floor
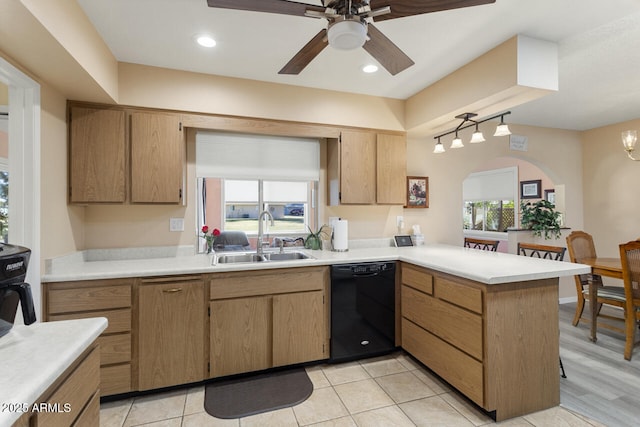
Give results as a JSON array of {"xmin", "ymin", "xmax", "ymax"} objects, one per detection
[{"xmin": 100, "ymin": 352, "xmax": 604, "ymax": 427}]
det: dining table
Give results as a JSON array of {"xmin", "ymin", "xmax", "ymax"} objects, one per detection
[{"xmin": 580, "ymin": 257, "xmax": 623, "ymax": 342}]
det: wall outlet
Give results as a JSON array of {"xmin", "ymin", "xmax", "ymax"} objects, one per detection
[
  {"xmin": 396, "ymin": 216, "xmax": 404, "ymax": 227},
  {"xmin": 170, "ymin": 217, "xmax": 184, "ymax": 232}
]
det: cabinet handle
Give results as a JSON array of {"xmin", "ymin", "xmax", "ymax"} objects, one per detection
[{"xmin": 163, "ymin": 288, "xmax": 183, "ymax": 294}]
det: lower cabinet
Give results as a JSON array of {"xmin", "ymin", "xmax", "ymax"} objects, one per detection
[
  {"xmin": 138, "ymin": 276, "xmax": 206, "ymax": 390},
  {"xmin": 209, "ymin": 266, "xmax": 329, "ymax": 378},
  {"xmin": 20, "ymin": 343, "xmax": 101, "ymax": 427},
  {"xmin": 400, "ymin": 262, "xmax": 560, "ymax": 421},
  {"xmin": 43, "ymin": 279, "xmax": 133, "ymax": 396}
]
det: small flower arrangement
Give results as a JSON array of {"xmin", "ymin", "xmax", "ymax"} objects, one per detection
[{"xmin": 201, "ymin": 225, "xmax": 220, "ymax": 253}]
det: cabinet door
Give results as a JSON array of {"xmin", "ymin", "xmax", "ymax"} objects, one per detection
[
  {"xmin": 130, "ymin": 112, "xmax": 184, "ymax": 203},
  {"xmin": 273, "ymin": 291, "xmax": 325, "ymax": 366},
  {"xmin": 376, "ymin": 133, "xmax": 407, "ymax": 204},
  {"xmin": 138, "ymin": 279, "xmax": 205, "ymax": 390},
  {"xmin": 210, "ymin": 296, "xmax": 271, "ymax": 377},
  {"xmin": 69, "ymin": 106, "xmax": 126, "ymax": 203},
  {"xmin": 339, "ymin": 130, "xmax": 376, "ymax": 204}
]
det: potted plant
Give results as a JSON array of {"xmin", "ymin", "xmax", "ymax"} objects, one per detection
[
  {"xmin": 520, "ymin": 200, "xmax": 562, "ymax": 240},
  {"xmin": 305, "ymin": 224, "xmax": 328, "ymax": 250}
]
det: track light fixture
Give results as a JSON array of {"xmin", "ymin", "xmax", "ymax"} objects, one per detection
[{"xmin": 432, "ymin": 111, "xmax": 511, "ymax": 154}]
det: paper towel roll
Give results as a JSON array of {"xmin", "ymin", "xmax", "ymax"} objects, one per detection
[{"xmin": 332, "ymin": 219, "xmax": 349, "ymax": 252}]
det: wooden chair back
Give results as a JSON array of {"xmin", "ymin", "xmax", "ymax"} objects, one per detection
[
  {"xmin": 566, "ymin": 231, "xmax": 626, "ymax": 331},
  {"xmin": 517, "ymin": 242, "xmax": 566, "ymax": 261},
  {"xmin": 464, "ymin": 237, "xmax": 499, "ymax": 252},
  {"xmin": 566, "ymin": 231, "xmax": 597, "ymax": 264},
  {"xmin": 619, "ymin": 239, "xmax": 640, "ymax": 360}
]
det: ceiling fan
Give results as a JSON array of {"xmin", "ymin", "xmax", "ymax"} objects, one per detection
[{"xmin": 206, "ymin": 0, "xmax": 496, "ymax": 75}]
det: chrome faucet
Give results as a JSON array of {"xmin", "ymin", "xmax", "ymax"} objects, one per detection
[{"xmin": 257, "ymin": 210, "xmax": 274, "ymax": 256}]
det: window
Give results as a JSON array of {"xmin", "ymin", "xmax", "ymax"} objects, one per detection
[
  {"xmin": 462, "ymin": 167, "xmax": 518, "ymax": 233},
  {"xmin": 463, "ymin": 200, "xmax": 515, "ymax": 232},
  {"xmin": 196, "ymin": 131, "xmax": 320, "ymax": 249},
  {"xmin": 222, "ymin": 179, "xmax": 310, "ymax": 234}
]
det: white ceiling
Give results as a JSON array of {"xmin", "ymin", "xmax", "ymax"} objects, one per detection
[{"xmin": 77, "ymin": 0, "xmax": 640, "ymax": 131}]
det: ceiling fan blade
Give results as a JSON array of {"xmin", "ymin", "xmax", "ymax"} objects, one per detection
[
  {"xmin": 279, "ymin": 29, "xmax": 329, "ymax": 75},
  {"xmin": 362, "ymin": 24, "xmax": 414, "ymax": 75},
  {"xmin": 206, "ymin": 0, "xmax": 325, "ymax": 17},
  {"xmin": 370, "ymin": 0, "xmax": 496, "ymax": 21}
]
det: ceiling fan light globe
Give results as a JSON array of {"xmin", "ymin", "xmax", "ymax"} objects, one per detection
[{"xmin": 328, "ymin": 20, "xmax": 367, "ymax": 50}]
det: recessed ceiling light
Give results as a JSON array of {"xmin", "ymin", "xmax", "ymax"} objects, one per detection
[
  {"xmin": 362, "ymin": 64, "xmax": 378, "ymax": 73},
  {"xmin": 195, "ymin": 35, "xmax": 216, "ymax": 48}
]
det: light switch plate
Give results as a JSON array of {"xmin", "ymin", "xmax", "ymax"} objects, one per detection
[{"xmin": 170, "ymin": 218, "xmax": 184, "ymax": 232}]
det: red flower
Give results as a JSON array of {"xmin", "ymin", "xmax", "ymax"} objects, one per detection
[
  {"xmin": 213, "ymin": 228, "xmax": 221, "ymax": 236},
  {"xmin": 202, "ymin": 225, "xmax": 209, "ymax": 234}
]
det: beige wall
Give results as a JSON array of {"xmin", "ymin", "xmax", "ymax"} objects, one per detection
[
  {"xmin": 40, "ymin": 83, "xmax": 85, "ymax": 260},
  {"xmin": 582, "ymin": 119, "xmax": 640, "ymax": 259},
  {"xmin": 404, "ymin": 123, "xmax": 584, "ymax": 245}
]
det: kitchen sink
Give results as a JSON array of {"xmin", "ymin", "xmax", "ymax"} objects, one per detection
[
  {"xmin": 216, "ymin": 251, "xmax": 312, "ymax": 264},
  {"xmin": 264, "ymin": 252, "xmax": 311, "ymax": 261}
]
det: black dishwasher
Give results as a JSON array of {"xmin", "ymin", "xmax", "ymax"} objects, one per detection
[{"xmin": 330, "ymin": 262, "xmax": 397, "ymax": 362}]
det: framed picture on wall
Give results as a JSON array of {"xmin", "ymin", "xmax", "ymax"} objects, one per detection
[
  {"xmin": 406, "ymin": 176, "xmax": 429, "ymax": 208},
  {"xmin": 520, "ymin": 179, "xmax": 542, "ymax": 199},
  {"xmin": 545, "ymin": 189, "xmax": 555, "ymax": 205}
]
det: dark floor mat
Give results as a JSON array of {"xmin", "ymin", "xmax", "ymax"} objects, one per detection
[{"xmin": 204, "ymin": 368, "xmax": 313, "ymax": 419}]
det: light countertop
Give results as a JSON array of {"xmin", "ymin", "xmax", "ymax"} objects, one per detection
[
  {"xmin": 42, "ymin": 243, "xmax": 591, "ymax": 285},
  {"xmin": 0, "ymin": 317, "xmax": 107, "ymax": 426}
]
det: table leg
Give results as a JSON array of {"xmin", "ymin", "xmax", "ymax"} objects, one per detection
[{"xmin": 589, "ymin": 275, "xmax": 598, "ymax": 342}]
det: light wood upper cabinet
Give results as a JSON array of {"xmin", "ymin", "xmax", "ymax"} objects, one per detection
[
  {"xmin": 69, "ymin": 106, "xmax": 126, "ymax": 203},
  {"xmin": 376, "ymin": 133, "xmax": 407, "ymax": 205},
  {"xmin": 138, "ymin": 276, "xmax": 205, "ymax": 390},
  {"xmin": 328, "ymin": 130, "xmax": 406, "ymax": 205},
  {"xmin": 337, "ymin": 130, "xmax": 377, "ymax": 204},
  {"xmin": 130, "ymin": 112, "xmax": 184, "ymax": 204}
]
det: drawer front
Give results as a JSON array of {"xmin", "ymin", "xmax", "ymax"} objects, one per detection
[
  {"xmin": 36, "ymin": 346, "xmax": 100, "ymax": 427},
  {"xmin": 402, "ymin": 286, "xmax": 483, "ymax": 360},
  {"xmin": 434, "ymin": 277, "xmax": 483, "ymax": 314},
  {"xmin": 48, "ymin": 285, "xmax": 131, "ymax": 314},
  {"xmin": 401, "ymin": 264, "xmax": 433, "ymax": 295},
  {"xmin": 210, "ymin": 267, "xmax": 326, "ymax": 300},
  {"xmin": 49, "ymin": 308, "xmax": 131, "ymax": 334},
  {"xmin": 97, "ymin": 333, "xmax": 131, "ymax": 365},
  {"xmin": 100, "ymin": 364, "xmax": 132, "ymax": 396},
  {"xmin": 402, "ymin": 319, "xmax": 484, "ymax": 406},
  {"xmin": 72, "ymin": 391, "xmax": 99, "ymax": 427}
]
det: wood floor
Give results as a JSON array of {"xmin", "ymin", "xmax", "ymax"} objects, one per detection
[{"xmin": 559, "ymin": 302, "xmax": 640, "ymax": 426}]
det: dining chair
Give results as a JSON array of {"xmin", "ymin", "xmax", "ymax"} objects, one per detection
[
  {"xmin": 618, "ymin": 239, "xmax": 640, "ymax": 360},
  {"xmin": 566, "ymin": 231, "xmax": 626, "ymax": 328},
  {"xmin": 516, "ymin": 242, "xmax": 568, "ymax": 378},
  {"xmin": 517, "ymin": 242, "xmax": 566, "ymax": 260},
  {"xmin": 464, "ymin": 237, "xmax": 499, "ymax": 251}
]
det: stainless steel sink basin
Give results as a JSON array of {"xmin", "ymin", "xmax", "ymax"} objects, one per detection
[
  {"xmin": 216, "ymin": 251, "xmax": 311, "ymax": 264},
  {"xmin": 264, "ymin": 252, "xmax": 311, "ymax": 261},
  {"xmin": 216, "ymin": 253, "xmax": 267, "ymax": 264}
]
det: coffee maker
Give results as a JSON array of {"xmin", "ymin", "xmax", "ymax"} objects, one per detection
[{"xmin": 0, "ymin": 243, "xmax": 36, "ymax": 338}]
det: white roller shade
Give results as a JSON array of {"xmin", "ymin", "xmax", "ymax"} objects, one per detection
[
  {"xmin": 463, "ymin": 167, "xmax": 517, "ymax": 201},
  {"xmin": 196, "ymin": 131, "xmax": 320, "ymax": 180}
]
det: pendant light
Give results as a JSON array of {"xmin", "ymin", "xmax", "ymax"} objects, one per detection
[
  {"xmin": 493, "ymin": 115, "xmax": 511, "ymax": 136},
  {"xmin": 450, "ymin": 131, "xmax": 464, "ymax": 148},
  {"xmin": 433, "ymin": 138, "xmax": 445, "ymax": 154},
  {"xmin": 469, "ymin": 123, "xmax": 485, "ymax": 143}
]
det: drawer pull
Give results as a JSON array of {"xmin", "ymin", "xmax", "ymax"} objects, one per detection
[{"xmin": 163, "ymin": 288, "xmax": 183, "ymax": 294}]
